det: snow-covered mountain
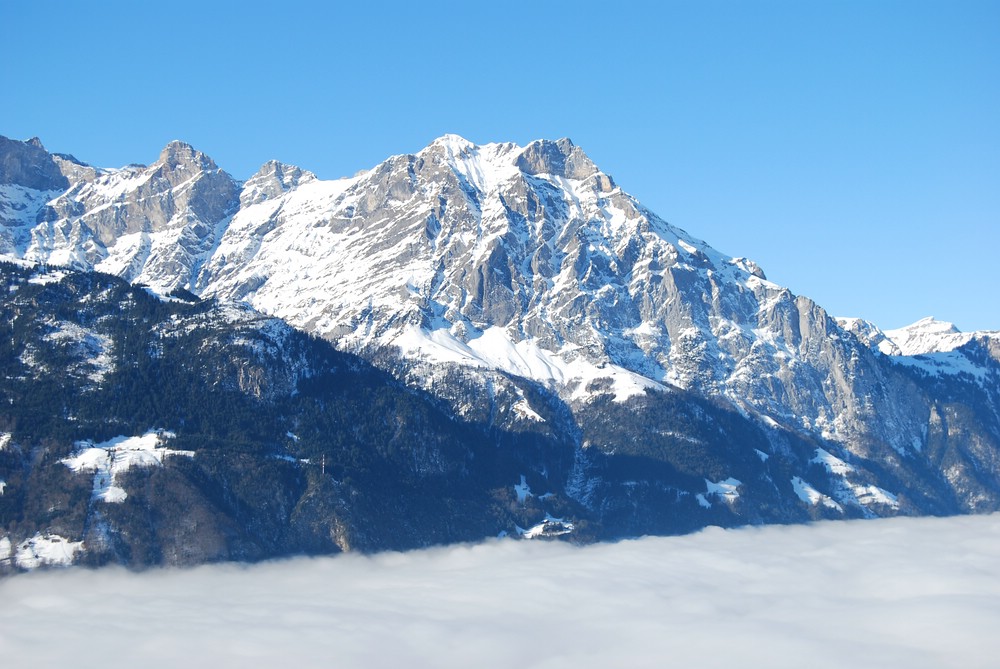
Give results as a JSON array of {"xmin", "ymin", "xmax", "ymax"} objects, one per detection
[
  {"xmin": 7, "ymin": 134, "xmax": 985, "ymax": 444},
  {"xmin": 2, "ymin": 133, "xmax": 1000, "ymax": 570}
]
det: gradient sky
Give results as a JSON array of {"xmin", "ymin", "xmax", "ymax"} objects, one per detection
[{"xmin": 3, "ymin": 1, "xmax": 997, "ymax": 331}]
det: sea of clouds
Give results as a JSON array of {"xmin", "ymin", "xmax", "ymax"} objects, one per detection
[{"xmin": 1, "ymin": 513, "xmax": 998, "ymax": 668}]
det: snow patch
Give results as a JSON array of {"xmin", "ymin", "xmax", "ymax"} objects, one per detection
[
  {"xmin": 806, "ymin": 450, "xmax": 901, "ymax": 512},
  {"xmin": 853, "ymin": 484, "xmax": 899, "ymax": 510},
  {"xmin": 890, "ymin": 349, "xmax": 990, "ymax": 383},
  {"xmin": 27, "ymin": 269, "xmax": 70, "ymax": 285},
  {"xmin": 884, "ymin": 317, "xmax": 970, "ymax": 356},
  {"xmin": 791, "ymin": 476, "xmax": 843, "ymax": 512},
  {"xmin": 511, "ymin": 398, "xmax": 544, "ymax": 422},
  {"xmin": 516, "ymin": 514, "xmax": 575, "ymax": 539},
  {"xmin": 393, "ymin": 324, "xmax": 664, "ymax": 403},
  {"xmin": 14, "ymin": 533, "xmax": 84, "ymax": 569},
  {"xmin": 61, "ymin": 431, "xmax": 194, "ymax": 503},
  {"xmin": 811, "ymin": 448, "xmax": 854, "ymax": 476},
  {"xmin": 514, "ymin": 475, "xmax": 532, "ymax": 503},
  {"xmin": 704, "ymin": 478, "xmax": 742, "ymax": 503}
]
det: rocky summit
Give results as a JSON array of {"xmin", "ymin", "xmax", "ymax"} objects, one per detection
[{"xmin": 1, "ymin": 134, "xmax": 998, "ymax": 571}]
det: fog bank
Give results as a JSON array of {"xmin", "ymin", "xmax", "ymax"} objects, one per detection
[{"xmin": 1, "ymin": 514, "xmax": 998, "ymax": 668}]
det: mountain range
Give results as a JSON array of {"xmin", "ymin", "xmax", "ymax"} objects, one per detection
[{"xmin": 1, "ymin": 133, "xmax": 998, "ymax": 571}]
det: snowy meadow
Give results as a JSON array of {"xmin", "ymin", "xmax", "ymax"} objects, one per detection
[{"xmin": 1, "ymin": 514, "xmax": 998, "ymax": 668}]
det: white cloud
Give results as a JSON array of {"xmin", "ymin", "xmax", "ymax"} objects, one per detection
[{"xmin": 1, "ymin": 514, "xmax": 998, "ymax": 668}]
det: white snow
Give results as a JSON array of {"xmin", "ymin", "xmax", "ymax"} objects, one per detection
[
  {"xmin": 514, "ymin": 475, "xmax": 532, "ymax": 503},
  {"xmin": 890, "ymin": 348, "xmax": 990, "ymax": 382},
  {"xmin": 393, "ymin": 324, "xmax": 663, "ymax": 403},
  {"xmin": 695, "ymin": 493, "xmax": 712, "ymax": 509},
  {"xmin": 790, "ymin": 476, "xmax": 844, "ymax": 512},
  {"xmin": 83, "ymin": 166, "xmax": 153, "ymax": 202},
  {"xmin": 853, "ymin": 484, "xmax": 899, "ymax": 509},
  {"xmin": 511, "ymin": 398, "xmax": 544, "ymax": 422},
  {"xmin": 0, "ymin": 536, "xmax": 10, "ymax": 563},
  {"xmin": 0, "ymin": 432, "xmax": 11, "ymax": 451},
  {"xmin": 0, "ymin": 185, "xmax": 62, "ymax": 232},
  {"xmin": 811, "ymin": 448, "xmax": 854, "ymax": 476},
  {"xmin": 883, "ymin": 317, "xmax": 972, "ymax": 356},
  {"xmin": 877, "ymin": 319, "xmax": 1000, "ymax": 384},
  {"xmin": 516, "ymin": 514, "xmax": 575, "ymax": 539},
  {"xmin": 0, "ymin": 480, "xmax": 5, "ymax": 495},
  {"xmin": 805, "ymin": 448, "xmax": 900, "ymax": 511},
  {"xmin": 14, "ymin": 533, "xmax": 84, "ymax": 569},
  {"xmin": 27, "ymin": 269, "xmax": 70, "ymax": 285},
  {"xmin": 61, "ymin": 431, "xmax": 194, "ymax": 503},
  {"xmin": 704, "ymin": 477, "xmax": 742, "ymax": 503}
]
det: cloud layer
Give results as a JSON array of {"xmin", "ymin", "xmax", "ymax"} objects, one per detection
[{"xmin": 1, "ymin": 514, "xmax": 998, "ymax": 668}]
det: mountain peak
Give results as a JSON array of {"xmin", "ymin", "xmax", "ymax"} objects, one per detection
[
  {"xmin": 883, "ymin": 317, "xmax": 969, "ymax": 356},
  {"xmin": 157, "ymin": 140, "xmax": 219, "ymax": 172},
  {"xmin": 429, "ymin": 134, "xmax": 476, "ymax": 152},
  {"xmin": 900, "ymin": 316, "xmax": 960, "ymax": 334},
  {"xmin": 515, "ymin": 138, "xmax": 597, "ymax": 180},
  {"xmin": 241, "ymin": 160, "xmax": 316, "ymax": 206},
  {"xmin": 0, "ymin": 135, "xmax": 69, "ymax": 190}
]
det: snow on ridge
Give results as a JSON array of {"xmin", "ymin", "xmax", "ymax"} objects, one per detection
[
  {"xmin": 61, "ymin": 431, "xmax": 194, "ymax": 503},
  {"xmin": 890, "ymin": 348, "xmax": 990, "ymax": 382},
  {"xmin": 884, "ymin": 317, "xmax": 970, "ymax": 356},
  {"xmin": 838, "ymin": 316, "xmax": 994, "ymax": 382},
  {"xmin": 392, "ymin": 324, "xmax": 664, "ymax": 403}
]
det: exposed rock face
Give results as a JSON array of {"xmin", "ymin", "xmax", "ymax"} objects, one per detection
[
  {"xmin": 1, "ymin": 133, "xmax": 999, "ymax": 543},
  {"xmin": 0, "ymin": 137, "xmax": 72, "ymax": 256},
  {"xmin": 240, "ymin": 160, "xmax": 316, "ymax": 207},
  {"xmin": 0, "ymin": 137, "xmax": 69, "ymax": 191},
  {"xmin": 7, "ymin": 139, "xmax": 239, "ymax": 289}
]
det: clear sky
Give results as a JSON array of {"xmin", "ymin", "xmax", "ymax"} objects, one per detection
[{"xmin": 3, "ymin": 1, "xmax": 997, "ymax": 331}]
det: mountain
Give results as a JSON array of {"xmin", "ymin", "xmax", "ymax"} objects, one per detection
[
  {"xmin": 0, "ymin": 263, "xmax": 596, "ymax": 570},
  {"xmin": 1, "ymin": 134, "xmax": 999, "ymax": 571}
]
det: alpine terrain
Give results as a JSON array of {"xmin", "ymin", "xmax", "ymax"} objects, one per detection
[{"xmin": 1, "ymin": 133, "xmax": 998, "ymax": 571}]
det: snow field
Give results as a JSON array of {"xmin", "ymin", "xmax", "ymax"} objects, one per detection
[{"xmin": 61, "ymin": 431, "xmax": 194, "ymax": 504}]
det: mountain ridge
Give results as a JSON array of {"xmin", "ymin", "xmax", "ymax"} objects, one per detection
[
  {"xmin": 1, "ymin": 133, "xmax": 999, "ymax": 571},
  {"xmin": 3, "ymin": 131, "xmax": 998, "ymax": 449}
]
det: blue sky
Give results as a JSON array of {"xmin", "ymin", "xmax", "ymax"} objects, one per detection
[{"xmin": 3, "ymin": 1, "xmax": 997, "ymax": 330}]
